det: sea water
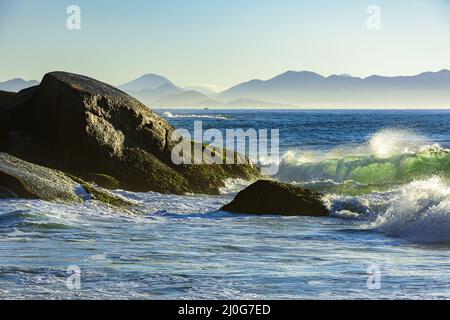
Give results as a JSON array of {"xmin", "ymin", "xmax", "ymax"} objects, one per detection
[{"xmin": 2, "ymin": 109, "xmax": 450, "ymax": 299}]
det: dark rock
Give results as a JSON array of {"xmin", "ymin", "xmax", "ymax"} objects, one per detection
[
  {"xmin": 0, "ymin": 90, "xmax": 15, "ymax": 104},
  {"xmin": 0, "ymin": 72, "xmax": 259, "ymax": 195},
  {"xmin": 221, "ymin": 180, "xmax": 329, "ymax": 216},
  {"xmin": 80, "ymin": 173, "xmax": 121, "ymax": 190},
  {"xmin": 0, "ymin": 90, "xmax": 15, "ymax": 149}
]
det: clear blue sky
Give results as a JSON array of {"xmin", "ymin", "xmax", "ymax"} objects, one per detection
[{"xmin": 0, "ymin": 0, "xmax": 449, "ymax": 89}]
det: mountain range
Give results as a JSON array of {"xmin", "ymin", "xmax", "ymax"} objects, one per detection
[
  {"xmin": 3, "ymin": 69, "xmax": 450, "ymax": 108},
  {"xmin": 118, "ymin": 70, "xmax": 450, "ymax": 108},
  {"xmin": 0, "ymin": 78, "xmax": 39, "ymax": 92},
  {"xmin": 218, "ymin": 70, "xmax": 450, "ymax": 108}
]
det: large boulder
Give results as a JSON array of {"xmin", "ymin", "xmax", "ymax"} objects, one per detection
[
  {"xmin": 0, "ymin": 90, "xmax": 15, "ymax": 103},
  {"xmin": 0, "ymin": 90, "xmax": 16, "ymax": 149},
  {"xmin": 221, "ymin": 180, "xmax": 329, "ymax": 216},
  {"xmin": 0, "ymin": 72, "xmax": 259, "ymax": 195}
]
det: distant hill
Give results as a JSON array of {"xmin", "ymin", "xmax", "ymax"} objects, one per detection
[
  {"xmin": 5, "ymin": 70, "xmax": 450, "ymax": 108},
  {"xmin": 152, "ymin": 92, "xmax": 294, "ymax": 108},
  {"xmin": 154, "ymin": 91, "xmax": 213, "ymax": 108},
  {"xmin": 219, "ymin": 70, "xmax": 450, "ymax": 108},
  {"xmin": 118, "ymin": 74, "xmax": 174, "ymax": 92},
  {"xmin": 0, "ymin": 78, "xmax": 39, "ymax": 92},
  {"xmin": 183, "ymin": 85, "xmax": 218, "ymax": 96},
  {"xmin": 113, "ymin": 70, "xmax": 450, "ymax": 108},
  {"xmin": 120, "ymin": 75, "xmax": 224, "ymax": 107},
  {"xmin": 125, "ymin": 83, "xmax": 183, "ymax": 105}
]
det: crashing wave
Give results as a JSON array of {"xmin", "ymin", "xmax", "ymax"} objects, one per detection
[
  {"xmin": 276, "ymin": 129, "xmax": 450, "ymax": 186},
  {"xmin": 370, "ymin": 177, "xmax": 450, "ymax": 243},
  {"xmin": 323, "ymin": 176, "xmax": 450, "ymax": 243}
]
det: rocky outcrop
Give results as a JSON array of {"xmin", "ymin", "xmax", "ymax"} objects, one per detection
[
  {"xmin": 0, "ymin": 90, "xmax": 16, "ymax": 149},
  {"xmin": 0, "ymin": 90, "xmax": 14, "ymax": 103},
  {"xmin": 0, "ymin": 72, "xmax": 259, "ymax": 195},
  {"xmin": 0, "ymin": 152, "xmax": 80, "ymax": 201},
  {"xmin": 0, "ymin": 152, "xmax": 132, "ymax": 207},
  {"xmin": 221, "ymin": 180, "xmax": 329, "ymax": 216}
]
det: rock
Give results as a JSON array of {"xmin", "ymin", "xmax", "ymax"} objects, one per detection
[
  {"xmin": 79, "ymin": 173, "xmax": 121, "ymax": 190},
  {"xmin": 0, "ymin": 90, "xmax": 15, "ymax": 103},
  {"xmin": 221, "ymin": 180, "xmax": 329, "ymax": 216},
  {"xmin": 0, "ymin": 152, "xmax": 134, "ymax": 208},
  {"xmin": 0, "ymin": 90, "xmax": 16, "ymax": 149},
  {"xmin": 0, "ymin": 151, "xmax": 81, "ymax": 202},
  {"xmin": 0, "ymin": 72, "xmax": 259, "ymax": 195}
]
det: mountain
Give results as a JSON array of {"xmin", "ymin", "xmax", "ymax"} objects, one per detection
[
  {"xmin": 0, "ymin": 78, "xmax": 39, "ymax": 92},
  {"xmin": 118, "ymin": 74, "xmax": 174, "ymax": 92},
  {"xmin": 125, "ymin": 83, "xmax": 183, "ymax": 105},
  {"xmin": 219, "ymin": 70, "xmax": 450, "ymax": 108},
  {"xmin": 154, "ymin": 91, "xmax": 214, "ymax": 108},
  {"xmin": 183, "ymin": 85, "xmax": 218, "ymax": 96},
  {"xmin": 152, "ymin": 92, "xmax": 294, "ymax": 108},
  {"xmin": 119, "ymin": 74, "xmax": 224, "ymax": 107}
]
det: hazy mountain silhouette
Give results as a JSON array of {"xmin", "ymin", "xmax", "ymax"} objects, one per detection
[
  {"xmin": 153, "ymin": 92, "xmax": 295, "ymax": 108},
  {"xmin": 154, "ymin": 91, "xmax": 212, "ymax": 107},
  {"xmin": 0, "ymin": 78, "xmax": 39, "ymax": 92},
  {"xmin": 219, "ymin": 70, "xmax": 450, "ymax": 108},
  {"xmin": 125, "ymin": 83, "xmax": 183, "ymax": 105},
  {"xmin": 118, "ymin": 74, "xmax": 174, "ymax": 92},
  {"xmin": 183, "ymin": 85, "xmax": 218, "ymax": 95}
]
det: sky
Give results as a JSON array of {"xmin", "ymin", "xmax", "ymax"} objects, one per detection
[{"xmin": 0, "ymin": 0, "xmax": 450, "ymax": 90}]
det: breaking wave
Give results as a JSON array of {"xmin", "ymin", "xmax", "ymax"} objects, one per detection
[
  {"xmin": 280, "ymin": 129, "xmax": 450, "ymax": 243},
  {"xmin": 326, "ymin": 177, "xmax": 450, "ymax": 243},
  {"xmin": 370, "ymin": 177, "xmax": 450, "ymax": 243},
  {"xmin": 276, "ymin": 129, "xmax": 450, "ymax": 187}
]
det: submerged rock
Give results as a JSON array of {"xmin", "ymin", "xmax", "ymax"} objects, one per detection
[
  {"xmin": 0, "ymin": 152, "xmax": 133, "ymax": 207},
  {"xmin": 0, "ymin": 72, "xmax": 259, "ymax": 195},
  {"xmin": 221, "ymin": 180, "xmax": 329, "ymax": 216}
]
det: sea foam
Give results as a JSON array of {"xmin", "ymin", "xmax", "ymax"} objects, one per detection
[
  {"xmin": 162, "ymin": 111, "xmax": 228, "ymax": 120},
  {"xmin": 370, "ymin": 176, "xmax": 450, "ymax": 243}
]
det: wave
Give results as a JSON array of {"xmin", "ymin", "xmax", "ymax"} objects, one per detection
[
  {"xmin": 162, "ymin": 111, "xmax": 228, "ymax": 120},
  {"xmin": 324, "ymin": 176, "xmax": 450, "ymax": 243},
  {"xmin": 289, "ymin": 129, "xmax": 450, "ymax": 243},
  {"xmin": 219, "ymin": 178, "xmax": 253, "ymax": 195},
  {"xmin": 369, "ymin": 177, "xmax": 450, "ymax": 243},
  {"xmin": 276, "ymin": 129, "xmax": 450, "ymax": 188}
]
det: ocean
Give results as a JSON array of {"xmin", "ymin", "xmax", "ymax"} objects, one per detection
[{"xmin": 2, "ymin": 109, "xmax": 450, "ymax": 299}]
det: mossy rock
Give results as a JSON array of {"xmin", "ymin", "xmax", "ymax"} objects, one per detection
[
  {"xmin": 80, "ymin": 173, "xmax": 121, "ymax": 189},
  {"xmin": 68, "ymin": 175, "xmax": 135, "ymax": 208},
  {"xmin": 0, "ymin": 152, "xmax": 81, "ymax": 202},
  {"xmin": 0, "ymin": 152, "xmax": 135, "ymax": 209}
]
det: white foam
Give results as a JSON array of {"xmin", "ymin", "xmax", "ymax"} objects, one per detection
[
  {"xmin": 275, "ymin": 128, "xmax": 449, "ymax": 184},
  {"xmin": 369, "ymin": 176, "xmax": 450, "ymax": 243},
  {"xmin": 368, "ymin": 128, "xmax": 432, "ymax": 159},
  {"xmin": 163, "ymin": 111, "xmax": 228, "ymax": 120},
  {"xmin": 219, "ymin": 178, "xmax": 253, "ymax": 195}
]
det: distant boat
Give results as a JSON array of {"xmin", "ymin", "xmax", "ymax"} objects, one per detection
[{"xmin": 203, "ymin": 107, "xmax": 209, "ymax": 110}]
